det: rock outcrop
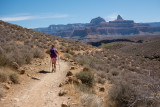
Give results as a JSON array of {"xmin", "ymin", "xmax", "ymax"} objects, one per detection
[
  {"xmin": 34, "ymin": 15, "xmax": 160, "ymax": 41},
  {"xmin": 117, "ymin": 15, "xmax": 123, "ymax": 20},
  {"xmin": 90, "ymin": 17, "xmax": 106, "ymax": 25}
]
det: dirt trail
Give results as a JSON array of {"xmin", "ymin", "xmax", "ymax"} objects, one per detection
[{"xmin": 0, "ymin": 56, "xmax": 70, "ymax": 107}]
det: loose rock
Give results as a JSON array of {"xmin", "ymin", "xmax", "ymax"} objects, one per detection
[
  {"xmin": 70, "ymin": 66, "xmax": 75, "ymax": 70},
  {"xmin": 58, "ymin": 90, "xmax": 67, "ymax": 96},
  {"xmin": 61, "ymin": 103, "xmax": 69, "ymax": 107},
  {"xmin": 4, "ymin": 83, "xmax": 10, "ymax": 90},
  {"xmin": 18, "ymin": 69, "xmax": 25, "ymax": 74},
  {"xmin": 99, "ymin": 87, "xmax": 105, "ymax": 92},
  {"xmin": 83, "ymin": 67, "xmax": 89, "ymax": 72},
  {"xmin": 66, "ymin": 71, "xmax": 73, "ymax": 77}
]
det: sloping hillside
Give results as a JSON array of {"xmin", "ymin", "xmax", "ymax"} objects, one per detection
[
  {"xmin": 0, "ymin": 20, "xmax": 92, "ymax": 106},
  {"xmin": 0, "ymin": 20, "xmax": 90, "ymax": 67},
  {"xmin": 0, "ymin": 21, "xmax": 160, "ymax": 107}
]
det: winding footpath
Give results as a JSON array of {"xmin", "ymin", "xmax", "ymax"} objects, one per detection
[{"xmin": 0, "ymin": 56, "xmax": 70, "ymax": 107}]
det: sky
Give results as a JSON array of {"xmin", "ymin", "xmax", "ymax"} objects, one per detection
[{"xmin": 0, "ymin": 0, "xmax": 160, "ymax": 28}]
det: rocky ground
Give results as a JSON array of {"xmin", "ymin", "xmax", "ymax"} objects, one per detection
[{"xmin": 0, "ymin": 55, "xmax": 73, "ymax": 107}]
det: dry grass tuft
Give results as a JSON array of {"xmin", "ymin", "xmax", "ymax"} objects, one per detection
[
  {"xmin": 107, "ymin": 71, "xmax": 160, "ymax": 107},
  {"xmin": 33, "ymin": 47, "xmax": 45, "ymax": 59},
  {"xmin": 81, "ymin": 94, "xmax": 103, "ymax": 107},
  {"xmin": 0, "ymin": 70, "xmax": 20, "ymax": 84},
  {"xmin": 0, "ymin": 85, "xmax": 4, "ymax": 99},
  {"xmin": 0, "ymin": 71, "xmax": 7, "ymax": 82},
  {"xmin": 9, "ymin": 72, "xmax": 19, "ymax": 84}
]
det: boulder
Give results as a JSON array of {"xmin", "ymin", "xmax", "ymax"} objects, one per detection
[
  {"xmin": 66, "ymin": 71, "xmax": 73, "ymax": 77},
  {"xmin": 70, "ymin": 66, "xmax": 75, "ymax": 70},
  {"xmin": 61, "ymin": 103, "xmax": 69, "ymax": 107},
  {"xmin": 18, "ymin": 69, "xmax": 25, "ymax": 75},
  {"xmin": 3, "ymin": 83, "xmax": 10, "ymax": 90},
  {"xmin": 83, "ymin": 67, "xmax": 89, "ymax": 72},
  {"xmin": 27, "ymin": 74, "xmax": 31, "ymax": 77},
  {"xmin": 70, "ymin": 60, "xmax": 74, "ymax": 63},
  {"xmin": 59, "ymin": 83, "xmax": 63, "ymax": 87},
  {"xmin": 59, "ymin": 81, "xmax": 68, "ymax": 87},
  {"xmin": 58, "ymin": 90, "xmax": 68, "ymax": 96},
  {"xmin": 99, "ymin": 87, "xmax": 105, "ymax": 92}
]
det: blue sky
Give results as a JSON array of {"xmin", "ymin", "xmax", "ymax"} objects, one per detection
[{"xmin": 0, "ymin": 0, "xmax": 160, "ymax": 28}]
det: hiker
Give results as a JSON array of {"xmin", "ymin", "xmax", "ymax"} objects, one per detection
[{"xmin": 50, "ymin": 45, "xmax": 59, "ymax": 72}]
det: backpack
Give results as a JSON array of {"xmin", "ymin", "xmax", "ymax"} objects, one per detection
[{"xmin": 50, "ymin": 48, "xmax": 57, "ymax": 57}]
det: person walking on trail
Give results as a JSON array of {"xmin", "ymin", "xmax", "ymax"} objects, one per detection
[{"xmin": 50, "ymin": 45, "xmax": 59, "ymax": 72}]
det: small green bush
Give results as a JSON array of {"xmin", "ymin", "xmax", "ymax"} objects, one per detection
[
  {"xmin": 76, "ymin": 71, "xmax": 94, "ymax": 87},
  {"xmin": 9, "ymin": 73, "xmax": 19, "ymax": 84},
  {"xmin": 101, "ymin": 43, "xmax": 112, "ymax": 49},
  {"xmin": 0, "ymin": 71, "xmax": 7, "ymax": 82},
  {"xmin": 69, "ymin": 51, "xmax": 75, "ymax": 55}
]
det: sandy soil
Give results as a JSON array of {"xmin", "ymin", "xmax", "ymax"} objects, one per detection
[{"xmin": 0, "ymin": 56, "xmax": 70, "ymax": 107}]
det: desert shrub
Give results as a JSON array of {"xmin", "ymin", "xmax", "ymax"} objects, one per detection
[
  {"xmin": 0, "ymin": 46, "xmax": 7, "ymax": 66},
  {"xmin": 0, "ymin": 71, "xmax": 7, "ymax": 82},
  {"xmin": 78, "ymin": 84, "xmax": 91, "ymax": 93},
  {"xmin": 69, "ymin": 51, "xmax": 75, "ymax": 55},
  {"xmin": 64, "ymin": 53, "xmax": 71, "ymax": 59},
  {"xmin": 0, "ymin": 42, "xmax": 41, "ymax": 67},
  {"xmin": 65, "ymin": 47, "xmax": 70, "ymax": 53},
  {"xmin": 9, "ymin": 72, "xmax": 19, "ymax": 84},
  {"xmin": 23, "ymin": 52, "xmax": 33, "ymax": 64},
  {"xmin": 108, "ymin": 80, "xmax": 136, "ymax": 107},
  {"xmin": 0, "ymin": 54, "xmax": 8, "ymax": 66},
  {"xmin": 108, "ymin": 80, "xmax": 159, "ymax": 107},
  {"xmin": 7, "ymin": 50, "xmax": 25, "ymax": 66},
  {"xmin": 0, "ymin": 85, "xmax": 3, "ymax": 99},
  {"xmin": 45, "ymin": 49, "xmax": 50, "ymax": 54},
  {"xmin": 0, "ymin": 46, "xmax": 4, "ymax": 54},
  {"xmin": 74, "ymin": 55, "xmax": 92, "ymax": 66},
  {"xmin": 0, "ymin": 70, "xmax": 20, "ymax": 84},
  {"xmin": 81, "ymin": 94, "xmax": 103, "ymax": 107},
  {"xmin": 97, "ymin": 71, "xmax": 107, "ymax": 79},
  {"xmin": 111, "ymin": 70, "xmax": 119, "ymax": 76},
  {"xmin": 107, "ymin": 71, "xmax": 160, "ymax": 107},
  {"xmin": 76, "ymin": 71, "xmax": 94, "ymax": 87},
  {"xmin": 97, "ymin": 76, "xmax": 105, "ymax": 84},
  {"xmin": 33, "ymin": 47, "xmax": 45, "ymax": 59}
]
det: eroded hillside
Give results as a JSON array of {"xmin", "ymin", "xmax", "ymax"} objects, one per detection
[{"xmin": 0, "ymin": 20, "xmax": 160, "ymax": 107}]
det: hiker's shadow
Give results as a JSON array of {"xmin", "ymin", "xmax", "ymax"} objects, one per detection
[{"xmin": 39, "ymin": 70, "xmax": 51, "ymax": 74}]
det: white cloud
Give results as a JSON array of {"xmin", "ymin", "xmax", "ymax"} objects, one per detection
[
  {"xmin": 0, "ymin": 14, "xmax": 69, "ymax": 21},
  {"xmin": 0, "ymin": 16, "xmax": 33, "ymax": 21}
]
